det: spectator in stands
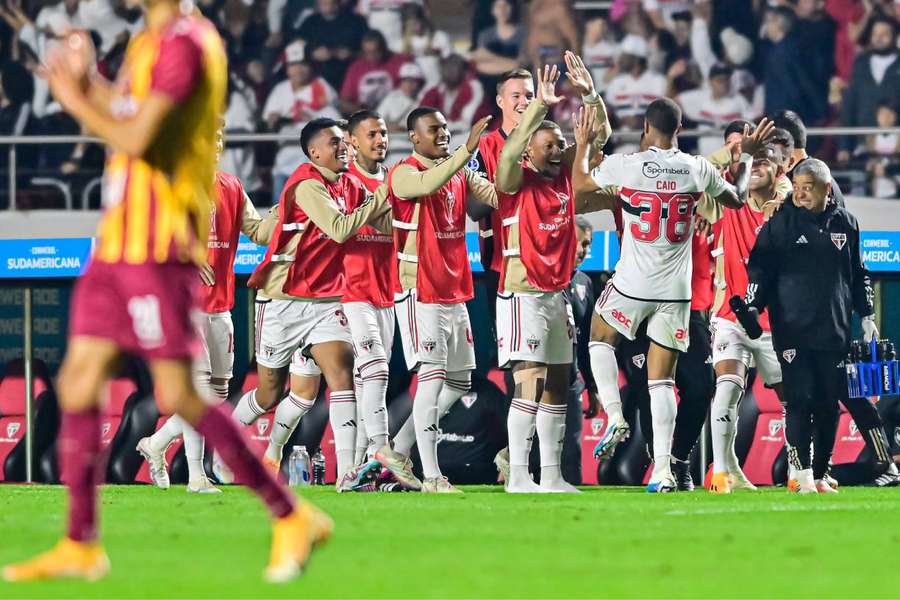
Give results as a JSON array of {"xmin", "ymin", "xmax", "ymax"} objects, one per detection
[
  {"xmin": 759, "ymin": 6, "xmax": 824, "ymax": 125},
  {"xmin": 0, "ymin": 61, "xmax": 38, "ymax": 209},
  {"xmin": 825, "ymin": 0, "xmax": 869, "ymax": 83},
  {"xmin": 471, "ymin": 0, "xmax": 525, "ymax": 94},
  {"xmin": 794, "ymin": 0, "xmax": 836, "ymax": 120},
  {"xmin": 222, "ymin": 74, "xmax": 261, "ymax": 191},
  {"xmin": 862, "ymin": 99, "xmax": 900, "ymax": 198},
  {"xmin": 290, "ymin": 0, "xmax": 368, "ymax": 90},
  {"xmin": 604, "ymin": 34, "xmax": 666, "ymax": 149},
  {"xmin": 377, "ymin": 61, "xmax": 426, "ymax": 132},
  {"xmin": 419, "ymin": 54, "xmax": 484, "ymax": 131},
  {"xmin": 220, "ymin": 0, "xmax": 268, "ymax": 82},
  {"xmin": 263, "ymin": 41, "xmax": 340, "ymax": 203},
  {"xmin": 582, "ymin": 14, "xmax": 619, "ymax": 93},
  {"xmin": 358, "ymin": 0, "xmax": 419, "ymax": 45},
  {"xmin": 398, "ymin": 3, "xmax": 453, "ymax": 87},
  {"xmin": 340, "ymin": 30, "xmax": 409, "ymax": 114},
  {"xmin": 526, "ymin": 0, "xmax": 578, "ymax": 67},
  {"xmin": 838, "ymin": 15, "xmax": 900, "ymax": 163},
  {"xmin": 678, "ymin": 63, "xmax": 752, "ymax": 157}
]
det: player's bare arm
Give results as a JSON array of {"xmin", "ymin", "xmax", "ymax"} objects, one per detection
[
  {"xmin": 572, "ymin": 104, "xmax": 600, "ymax": 197},
  {"xmin": 561, "ymin": 50, "xmax": 611, "ymax": 166},
  {"xmin": 391, "ymin": 116, "xmax": 492, "ymax": 200},
  {"xmin": 44, "ymin": 44, "xmax": 177, "ymax": 159}
]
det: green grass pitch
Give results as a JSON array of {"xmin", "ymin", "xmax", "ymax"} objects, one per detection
[{"xmin": 0, "ymin": 484, "xmax": 898, "ymax": 598}]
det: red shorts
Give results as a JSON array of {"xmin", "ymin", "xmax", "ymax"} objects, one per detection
[{"xmin": 70, "ymin": 260, "xmax": 201, "ymax": 361}]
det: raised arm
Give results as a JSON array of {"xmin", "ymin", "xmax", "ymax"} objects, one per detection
[
  {"xmin": 572, "ymin": 103, "xmax": 601, "ymax": 197},
  {"xmin": 715, "ymin": 119, "xmax": 776, "ymax": 209},
  {"xmin": 390, "ymin": 116, "xmax": 492, "ymax": 200},
  {"xmin": 561, "ymin": 51, "xmax": 611, "ymax": 166},
  {"xmin": 295, "ymin": 179, "xmax": 387, "ymax": 243}
]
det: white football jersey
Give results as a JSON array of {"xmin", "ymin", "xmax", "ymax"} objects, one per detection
[{"xmin": 592, "ymin": 146, "xmax": 731, "ymax": 301}]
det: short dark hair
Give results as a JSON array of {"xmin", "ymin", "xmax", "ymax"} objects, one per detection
[
  {"xmin": 772, "ymin": 110, "xmax": 806, "ymax": 150},
  {"xmin": 335, "ymin": 118, "xmax": 348, "ymax": 131},
  {"xmin": 770, "ymin": 127, "xmax": 795, "ymax": 154},
  {"xmin": 361, "ymin": 29, "xmax": 389, "ymax": 54},
  {"xmin": 300, "ymin": 117, "xmax": 341, "ymax": 158},
  {"xmin": 671, "ymin": 10, "xmax": 692, "ymax": 23},
  {"xmin": 645, "ymin": 98, "xmax": 682, "ymax": 136},
  {"xmin": 406, "ymin": 106, "xmax": 441, "ymax": 132},
  {"xmin": 767, "ymin": 6, "xmax": 796, "ymax": 33},
  {"xmin": 496, "ymin": 67, "xmax": 532, "ymax": 94},
  {"xmin": 536, "ymin": 119, "xmax": 561, "ymax": 132},
  {"xmin": 348, "ymin": 110, "xmax": 384, "ymax": 133},
  {"xmin": 863, "ymin": 15, "xmax": 898, "ymax": 47},
  {"xmin": 724, "ymin": 119, "xmax": 753, "ymax": 141}
]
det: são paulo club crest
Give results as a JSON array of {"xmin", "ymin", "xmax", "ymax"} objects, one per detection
[
  {"xmin": 632, "ymin": 354, "xmax": 646, "ymax": 369},
  {"xmin": 208, "ymin": 202, "xmax": 218, "ymax": 241},
  {"xmin": 769, "ymin": 419, "xmax": 784, "ymax": 437},
  {"xmin": 359, "ymin": 337, "xmax": 375, "ymax": 352},
  {"xmin": 591, "ymin": 418, "xmax": 606, "ymax": 435},
  {"xmin": 422, "ymin": 338, "xmax": 437, "ymax": 353},
  {"xmin": 6, "ymin": 422, "xmax": 20, "ymax": 438},
  {"xmin": 257, "ymin": 419, "xmax": 270, "ymax": 436},
  {"xmin": 527, "ymin": 337, "xmax": 540, "ymax": 352},
  {"xmin": 461, "ymin": 393, "xmax": 477, "ymax": 409},
  {"xmin": 101, "ymin": 423, "xmax": 111, "ymax": 438},
  {"xmin": 831, "ymin": 233, "xmax": 847, "ymax": 250},
  {"xmin": 849, "ymin": 419, "xmax": 859, "ymax": 436},
  {"xmin": 782, "ymin": 349, "xmax": 796, "ymax": 363}
]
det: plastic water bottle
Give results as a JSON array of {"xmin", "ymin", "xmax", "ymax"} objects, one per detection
[
  {"xmin": 288, "ymin": 446, "xmax": 311, "ymax": 486},
  {"xmin": 311, "ymin": 449, "xmax": 326, "ymax": 485}
]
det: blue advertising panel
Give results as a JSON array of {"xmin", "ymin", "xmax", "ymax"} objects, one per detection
[{"xmin": 0, "ymin": 238, "xmax": 92, "ymax": 279}]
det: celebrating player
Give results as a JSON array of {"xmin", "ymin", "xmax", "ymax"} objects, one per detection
[
  {"xmin": 383, "ymin": 108, "xmax": 497, "ymax": 493},
  {"xmin": 138, "ymin": 128, "xmax": 274, "ymax": 494},
  {"xmin": 233, "ymin": 118, "xmax": 391, "ymax": 489},
  {"xmin": 494, "ymin": 61, "xmax": 611, "ymax": 493},
  {"xmin": 3, "ymin": 2, "xmax": 330, "ymax": 583},
  {"xmin": 573, "ymin": 98, "xmax": 754, "ymax": 493}
]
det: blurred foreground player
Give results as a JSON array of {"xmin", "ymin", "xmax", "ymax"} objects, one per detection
[
  {"xmin": 138, "ymin": 128, "xmax": 274, "ymax": 494},
  {"xmin": 3, "ymin": 2, "xmax": 330, "ymax": 584},
  {"xmin": 742, "ymin": 159, "xmax": 879, "ymax": 493}
]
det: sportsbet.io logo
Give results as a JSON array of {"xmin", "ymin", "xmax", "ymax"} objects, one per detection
[{"xmin": 641, "ymin": 161, "xmax": 690, "ymax": 179}]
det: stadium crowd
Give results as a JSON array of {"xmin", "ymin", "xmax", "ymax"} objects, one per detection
[{"xmin": 2, "ymin": 0, "xmax": 900, "ymax": 207}]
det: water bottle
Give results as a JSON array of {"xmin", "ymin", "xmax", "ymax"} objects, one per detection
[
  {"xmin": 311, "ymin": 449, "xmax": 326, "ymax": 485},
  {"xmin": 288, "ymin": 446, "xmax": 311, "ymax": 487}
]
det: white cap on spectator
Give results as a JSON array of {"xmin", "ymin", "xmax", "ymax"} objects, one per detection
[
  {"xmin": 720, "ymin": 28, "xmax": 753, "ymax": 66},
  {"xmin": 285, "ymin": 40, "xmax": 306, "ymax": 64},
  {"xmin": 399, "ymin": 62, "xmax": 425, "ymax": 81},
  {"xmin": 620, "ymin": 34, "xmax": 649, "ymax": 59}
]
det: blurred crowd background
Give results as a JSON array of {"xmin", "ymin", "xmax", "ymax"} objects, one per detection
[{"xmin": 2, "ymin": 0, "xmax": 900, "ymax": 209}]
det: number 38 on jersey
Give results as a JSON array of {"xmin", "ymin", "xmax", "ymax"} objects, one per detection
[{"xmin": 622, "ymin": 190, "xmax": 698, "ymax": 244}]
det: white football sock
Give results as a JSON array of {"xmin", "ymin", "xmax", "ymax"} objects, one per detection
[
  {"xmin": 354, "ymin": 373, "xmax": 368, "ymax": 464},
  {"xmin": 507, "ymin": 397, "xmax": 538, "ymax": 482},
  {"xmin": 711, "ymin": 374, "xmax": 744, "ymax": 473},
  {"xmin": 232, "ymin": 389, "xmax": 266, "ymax": 425},
  {"xmin": 537, "ymin": 402, "xmax": 567, "ymax": 485},
  {"xmin": 589, "ymin": 342, "xmax": 624, "ymax": 423},
  {"xmin": 438, "ymin": 371, "xmax": 471, "ymax": 418},
  {"xmin": 329, "ymin": 390, "xmax": 357, "ymax": 479},
  {"xmin": 648, "ymin": 379, "xmax": 677, "ymax": 480},
  {"xmin": 149, "ymin": 416, "xmax": 183, "ymax": 454},
  {"xmin": 414, "ymin": 364, "xmax": 446, "ymax": 480},
  {"xmin": 210, "ymin": 381, "xmax": 229, "ymax": 405},
  {"xmin": 265, "ymin": 392, "xmax": 314, "ymax": 463},
  {"xmin": 392, "ymin": 414, "xmax": 416, "ymax": 456},
  {"xmin": 359, "ymin": 359, "xmax": 391, "ymax": 452},
  {"xmin": 181, "ymin": 419, "xmax": 206, "ymax": 481}
]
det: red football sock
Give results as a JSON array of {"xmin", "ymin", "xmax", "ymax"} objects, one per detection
[
  {"xmin": 59, "ymin": 408, "xmax": 102, "ymax": 542},
  {"xmin": 194, "ymin": 403, "xmax": 294, "ymax": 518}
]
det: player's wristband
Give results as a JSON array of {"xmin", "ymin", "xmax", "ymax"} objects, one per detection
[
  {"xmin": 581, "ymin": 91, "xmax": 601, "ymax": 104},
  {"xmin": 739, "ymin": 152, "xmax": 752, "ymax": 163}
]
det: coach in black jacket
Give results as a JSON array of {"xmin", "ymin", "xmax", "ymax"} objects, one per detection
[{"xmin": 744, "ymin": 158, "xmax": 878, "ymax": 493}]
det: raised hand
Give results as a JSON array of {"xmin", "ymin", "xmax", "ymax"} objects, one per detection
[
  {"xmin": 740, "ymin": 117, "xmax": 776, "ymax": 157},
  {"xmin": 58, "ymin": 30, "xmax": 96, "ymax": 83},
  {"xmin": 564, "ymin": 51, "xmax": 595, "ymax": 97},
  {"xmin": 536, "ymin": 64, "xmax": 564, "ymax": 107},
  {"xmin": 42, "ymin": 50, "xmax": 83, "ymax": 114},
  {"xmin": 465, "ymin": 115, "xmax": 493, "ymax": 153},
  {"xmin": 573, "ymin": 104, "xmax": 598, "ymax": 146}
]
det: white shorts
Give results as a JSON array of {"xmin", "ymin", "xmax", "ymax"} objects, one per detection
[
  {"xmin": 594, "ymin": 282, "xmax": 691, "ymax": 352},
  {"xmin": 195, "ymin": 311, "xmax": 234, "ymax": 379},
  {"xmin": 255, "ymin": 298, "xmax": 352, "ymax": 370},
  {"xmin": 496, "ymin": 291, "xmax": 574, "ymax": 368},
  {"xmin": 711, "ymin": 317, "xmax": 782, "ymax": 386},
  {"xmin": 344, "ymin": 302, "xmax": 395, "ymax": 366},
  {"xmin": 395, "ymin": 289, "xmax": 476, "ymax": 372}
]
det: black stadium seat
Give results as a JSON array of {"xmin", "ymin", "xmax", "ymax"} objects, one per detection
[{"xmin": 0, "ymin": 359, "xmax": 58, "ymax": 482}]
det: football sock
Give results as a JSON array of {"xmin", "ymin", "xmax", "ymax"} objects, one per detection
[
  {"xmin": 648, "ymin": 379, "xmax": 677, "ymax": 479},
  {"xmin": 60, "ymin": 408, "xmax": 101, "ymax": 542},
  {"xmin": 232, "ymin": 389, "xmax": 266, "ymax": 426},
  {"xmin": 181, "ymin": 420, "xmax": 206, "ymax": 482},
  {"xmin": 148, "ymin": 415, "xmax": 183, "ymax": 454},
  {"xmin": 589, "ymin": 342, "xmax": 624, "ymax": 423},
  {"xmin": 329, "ymin": 390, "xmax": 357, "ymax": 480},
  {"xmin": 265, "ymin": 393, "xmax": 314, "ymax": 463},
  {"xmin": 353, "ymin": 374, "xmax": 367, "ymax": 464},
  {"xmin": 507, "ymin": 397, "xmax": 538, "ymax": 480},
  {"xmin": 210, "ymin": 381, "xmax": 229, "ymax": 404},
  {"xmin": 711, "ymin": 374, "xmax": 744, "ymax": 473},
  {"xmin": 392, "ymin": 414, "xmax": 416, "ymax": 457},
  {"xmin": 414, "ymin": 364, "xmax": 446, "ymax": 480},
  {"xmin": 537, "ymin": 402, "xmax": 567, "ymax": 485},
  {"xmin": 194, "ymin": 404, "xmax": 293, "ymax": 518},
  {"xmin": 359, "ymin": 359, "xmax": 391, "ymax": 452},
  {"xmin": 438, "ymin": 371, "xmax": 471, "ymax": 417}
]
